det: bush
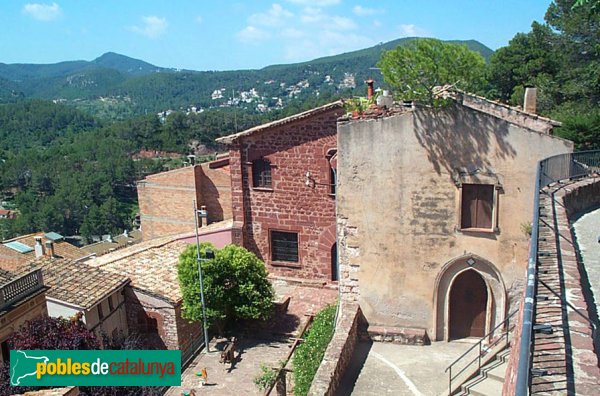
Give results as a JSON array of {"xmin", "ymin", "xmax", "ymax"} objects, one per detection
[{"xmin": 292, "ymin": 304, "xmax": 337, "ymax": 396}]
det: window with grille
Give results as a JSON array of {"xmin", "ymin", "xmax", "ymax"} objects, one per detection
[
  {"xmin": 460, "ymin": 184, "xmax": 494, "ymax": 230},
  {"xmin": 252, "ymin": 158, "xmax": 272, "ymax": 188},
  {"xmin": 271, "ymin": 231, "xmax": 299, "ymax": 263}
]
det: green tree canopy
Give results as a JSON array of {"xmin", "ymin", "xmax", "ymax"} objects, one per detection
[
  {"xmin": 377, "ymin": 38, "xmax": 486, "ymax": 106},
  {"xmin": 177, "ymin": 243, "xmax": 274, "ymax": 334}
]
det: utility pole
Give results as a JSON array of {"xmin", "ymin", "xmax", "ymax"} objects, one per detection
[{"xmin": 193, "ymin": 200, "xmax": 213, "ymax": 353}]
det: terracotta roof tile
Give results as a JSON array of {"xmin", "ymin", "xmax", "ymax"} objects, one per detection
[{"xmin": 28, "ymin": 257, "xmax": 130, "ymax": 309}]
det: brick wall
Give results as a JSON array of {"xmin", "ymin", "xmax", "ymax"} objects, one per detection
[
  {"xmin": 124, "ymin": 287, "xmax": 176, "ymax": 350},
  {"xmin": 229, "ymin": 105, "xmax": 343, "ymax": 280},
  {"xmin": 138, "ymin": 162, "xmax": 232, "ymax": 241},
  {"xmin": 175, "ymin": 304, "xmax": 203, "ymax": 363}
]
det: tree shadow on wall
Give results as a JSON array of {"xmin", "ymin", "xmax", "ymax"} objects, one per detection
[{"xmin": 413, "ymin": 104, "xmax": 517, "ymax": 177}]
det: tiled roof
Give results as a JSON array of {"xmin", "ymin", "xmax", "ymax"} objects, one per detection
[
  {"xmin": 89, "ymin": 239, "xmax": 190, "ymax": 304},
  {"xmin": 216, "ymin": 101, "xmax": 343, "ymax": 144},
  {"xmin": 0, "ymin": 268, "xmax": 14, "ymax": 284},
  {"xmin": 86, "ymin": 220, "xmax": 234, "ymax": 304},
  {"xmin": 80, "ymin": 229, "xmax": 143, "ymax": 257},
  {"xmin": 29, "ymin": 257, "xmax": 130, "ymax": 309},
  {"xmin": 0, "ymin": 232, "xmax": 87, "ymax": 273}
]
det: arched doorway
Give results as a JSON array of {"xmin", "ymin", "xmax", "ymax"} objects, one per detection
[
  {"xmin": 331, "ymin": 243, "xmax": 338, "ymax": 281},
  {"xmin": 433, "ymin": 254, "xmax": 506, "ymax": 341},
  {"xmin": 449, "ymin": 270, "xmax": 488, "ymax": 339}
]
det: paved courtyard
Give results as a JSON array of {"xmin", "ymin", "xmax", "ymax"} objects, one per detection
[
  {"xmin": 339, "ymin": 340, "xmax": 477, "ymax": 396},
  {"xmin": 168, "ymin": 281, "xmax": 337, "ymax": 395},
  {"xmin": 572, "ymin": 206, "xmax": 600, "ymax": 314}
]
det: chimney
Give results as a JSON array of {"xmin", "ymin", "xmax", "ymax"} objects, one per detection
[
  {"xmin": 34, "ymin": 236, "xmax": 45, "ymax": 258},
  {"xmin": 200, "ymin": 205, "xmax": 208, "ymax": 227},
  {"xmin": 366, "ymin": 79, "xmax": 374, "ymax": 100},
  {"xmin": 45, "ymin": 240, "xmax": 55, "ymax": 257},
  {"xmin": 187, "ymin": 154, "xmax": 196, "ymax": 166},
  {"xmin": 524, "ymin": 87, "xmax": 537, "ymax": 114}
]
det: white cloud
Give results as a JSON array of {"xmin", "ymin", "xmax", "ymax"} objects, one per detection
[
  {"xmin": 22, "ymin": 2, "xmax": 61, "ymax": 21},
  {"xmin": 281, "ymin": 27, "xmax": 305, "ymax": 39},
  {"xmin": 398, "ymin": 24, "xmax": 429, "ymax": 37},
  {"xmin": 195, "ymin": 16, "xmax": 203, "ymax": 24},
  {"xmin": 352, "ymin": 5, "xmax": 382, "ymax": 16},
  {"xmin": 130, "ymin": 16, "xmax": 168, "ymax": 39},
  {"xmin": 330, "ymin": 16, "xmax": 356, "ymax": 30},
  {"xmin": 373, "ymin": 19, "xmax": 382, "ymax": 28},
  {"xmin": 284, "ymin": 31, "xmax": 374, "ymax": 62},
  {"xmin": 236, "ymin": 26, "xmax": 271, "ymax": 43},
  {"xmin": 286, "ymin": 0, "xmax": 340, "ymax": 6},
  {"xmin": 249, "ymin": 3, "xmax": 293, "ymax": 27},
  {"xmin": 300, "ymin": 7, "xmax": 324, "ymax": 24}
]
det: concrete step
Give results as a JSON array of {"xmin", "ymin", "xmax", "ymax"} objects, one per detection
[
  {"xmin": 487, "ymin": 360, "xmax": 507, "ymax": 382},
  {"xmin": 465, "ymin": 375, "xmax": 504, "ymax": 396}
]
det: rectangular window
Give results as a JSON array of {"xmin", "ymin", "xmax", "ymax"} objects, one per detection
[
  {"xmin": 252, "ymin": 158, "xmax": 272, "ymax": 188},
  {"xmin": 98, "ymin": 303, "xmax": 104, "ymax": 320},
  {"xmin": 461, "ymin": 184, "xmax": 494, "ymax": 230},
  {"xmin": 108, "ymin": 295, "xmax": 114, "ymax": 312},
  {"xmin": 271, "ymin": 231, "xmax": 299, "ymax": 263}
]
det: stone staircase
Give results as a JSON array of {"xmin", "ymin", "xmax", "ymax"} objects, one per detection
[{"xmin": 455, "ymin": 348, "xmax": 510, "ymax": 396}]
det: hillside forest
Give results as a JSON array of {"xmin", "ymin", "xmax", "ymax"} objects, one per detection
[{"xmin": 0, "ymin": 0, "xmax": 597, "ymax": 242}]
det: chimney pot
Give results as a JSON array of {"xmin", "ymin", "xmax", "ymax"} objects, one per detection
[
  {"xmin": 524, "ymin": 87, "xmax": 537, "ymax": 114},
  {"xmin": 34, "ymin": 236, "xmax": 45, "ymax": 258},
  {"xmin": 366, "ymin": 79, "xmax": 374, "ymax": 100},
  {"xmin": 45, "ymin": 240, "xmax": 55, "ymax": 257}
]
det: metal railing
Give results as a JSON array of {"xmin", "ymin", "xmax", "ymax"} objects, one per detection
[
  {"xmin": 445, "ymin": 310, "xmax": 518, "ymax": 395},
  {"xmin": 0, "ymin": 268, "xmax": 44, "ymax": 311},
  {"xmin": 515, "ymin": 149, "xmax": 600, "ymax": 396}
]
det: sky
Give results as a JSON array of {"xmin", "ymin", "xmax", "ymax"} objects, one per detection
[{"xmin": 0, "ymin": 1, "xmax": 552, "ymax": 71}]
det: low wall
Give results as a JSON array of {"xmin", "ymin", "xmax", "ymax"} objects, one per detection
[
  {"xmin": 502, "ymin": 292, "xmax": 525, "ymax": 395},
  {"xmin": 308, "ymin": 303, "xmax": 365, "ymax": 396}
]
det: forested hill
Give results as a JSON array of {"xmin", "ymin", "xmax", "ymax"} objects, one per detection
[{"xmin": 0, "ymin": 38, "xmax": 492, "ymax": 119}]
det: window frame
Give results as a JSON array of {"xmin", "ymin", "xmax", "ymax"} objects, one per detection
[
  {"xmin": 458, "ymin": 183, "xmax": 499, "ymax": 233},
  {"xmin": 270, "ymin": 229, "xmax": 300, "ymax": 266},
  {"xmin": 251, "ymin": 157, "xmax": 273, "ymax": 189}
]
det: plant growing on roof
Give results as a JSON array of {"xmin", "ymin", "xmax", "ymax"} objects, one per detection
[
  {"xmin": 177, "ymin": 243, "xmax": 274, "ymax": 335},
  {"xmin": 377, "ymin": 38, "xmax": 486, "ymax": 107}
]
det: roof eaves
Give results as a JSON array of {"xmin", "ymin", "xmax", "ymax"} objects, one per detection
[{"xmin": 216, "ymin": 100, "xmax": 343, "ymax": 145}]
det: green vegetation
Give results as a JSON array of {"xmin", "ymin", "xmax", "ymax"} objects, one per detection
[
  {"xmin": 486, "ymin": 0, "xmax": 600, "ymax": 149},
  {"xmin": 177, "ymin": 243, "xmax": 274, "ymax": 335},
  {"xmin": 378, "ymin": 38, "xmax": 486, "ymax": 106},
  {"xmin": 253, "ymin": 361, "xmax": 285, "ymax": 391},
  {"xmin": 292, "ymin": 304, "xmax": 337, "ymax": 396}
]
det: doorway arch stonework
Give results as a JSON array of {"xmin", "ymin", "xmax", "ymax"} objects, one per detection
[{"xmin": 433, "ymin": 254, "xmax": 506, "ymax": 341}]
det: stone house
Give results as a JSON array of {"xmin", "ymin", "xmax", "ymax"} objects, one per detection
[
  {"xmin": 85, "ymin": 224, "xmax": 232, "ymax": 364},
  {"xmin": 336, "ymin": 91, "xmax": 574, "ymax": 342},
  {"xmin": 30, "ymin": 257, "xmax": 130, "ymax": 343},
  {"xmin": 0, "ymin": 268, "xmax": 48, "ymax": 362},
  {"xmin": 137, "ymin": 157, "xmax": 232, "ymax": 241},
  {"xmin": 216, "ymin": 101, "xmax": 344, "ymax": 282}
]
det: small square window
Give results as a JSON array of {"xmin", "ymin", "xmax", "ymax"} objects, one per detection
[
  {"xmin": 271, "ymin": 231, "xmax": 299, "ymax": 263},
  {"xmin": 252, "ymin": 158, "xmax": 272, "ymax": 188},
  {"xmin": 461, "ymin": 184, "xmax": 494, "ymax": 230}
]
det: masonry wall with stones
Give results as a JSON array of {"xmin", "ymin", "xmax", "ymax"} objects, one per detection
[
  {"xmin": 175, "ymin": 304, "xmax": 203, "ymax": 364},
  {"xmin": 228, "ymin": 106, "xmax": 344, "ymax": 280},
  {"xmin": 308, "ymin": 304, "xmax": 365, "ymax": 396},
  {"xmin": 138, "ymin": 162, "xmax": 231, "ymax": 241},
  {"xmin": 124, "ymin": 287, "xmax": 176, "ymax": 350},
  {"xmin": 337, "ymin": 104, "xmax": 574, "ymax": 341}
]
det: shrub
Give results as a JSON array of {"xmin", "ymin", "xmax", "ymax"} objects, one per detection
[{"xmin": 292, "ymin": 304, "xmax": 337, "ymax": 396}]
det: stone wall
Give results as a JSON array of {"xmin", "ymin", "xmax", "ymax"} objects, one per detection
[
  {"xmin": 308, "ymin": 303, "xmax": 365, "ymax": 396},
  {"xmin": 229, "ymin": 106, "xmax": 343, "ymax": 280},
  {"xmin": 175, "ymin": 304, "xmax": 203, "ymax": 364},
  {"xmin": 124, "ymin": 287, "xmax": 175, "ymax": 350},
  {"xmin": 138, "ymin": 162, "xmax": 231, "ymax": 241}
]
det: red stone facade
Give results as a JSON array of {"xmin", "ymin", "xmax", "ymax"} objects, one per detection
[
  {"xmin": 226, "ymin": 103, "xmax": 343, "ymax": 280},
  {"xmin": 137, "ymin": 161, "xmax": 232, "ymax": 240}
]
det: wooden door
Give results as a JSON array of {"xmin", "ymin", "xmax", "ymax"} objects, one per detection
[{"xmin": 450, "ymin": 270, "xmax": 488, "ymax": 339}]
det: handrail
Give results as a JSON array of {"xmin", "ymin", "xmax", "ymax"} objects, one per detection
[
  {"xmin": 445, "ymin": 309, "xmax": 518, "ymax": 395},
  {"xmin": 515, "ymin": 149, "xmax": 600, "ymax": 396}
]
